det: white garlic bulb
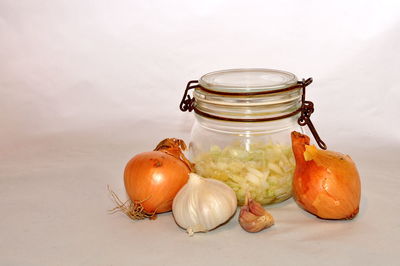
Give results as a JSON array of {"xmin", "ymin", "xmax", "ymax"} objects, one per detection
[{"xmin": 172, "ymin": 173, "xmax": 237, "ymax": 236}]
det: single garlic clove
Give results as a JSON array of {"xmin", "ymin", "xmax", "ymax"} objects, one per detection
[{"xmin": 239, "ymin": 194, "xmax": 274, "ymax": 233}]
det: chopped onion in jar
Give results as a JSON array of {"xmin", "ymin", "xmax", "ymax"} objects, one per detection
[{"xmin": 194, "ymin": 142, "xmax": 295, "ymax": 205}]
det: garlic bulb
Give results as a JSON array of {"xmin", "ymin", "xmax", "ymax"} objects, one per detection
[{"xmin": 172, "ymin": 173, "xmax": 237, "ymax": 236}]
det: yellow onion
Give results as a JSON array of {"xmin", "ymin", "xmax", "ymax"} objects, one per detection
[
  {"xmin": 110, "ymin": 138, "xmax": 193, "ymax": 220},
  {"xmin": 291, "ymin": 132, "xmax": 361, "ymax": 219}
]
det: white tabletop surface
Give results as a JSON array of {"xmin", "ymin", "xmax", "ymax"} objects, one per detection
[
  {"xmin": 1, "ymin": 122, "xmax": 399, "ymax": 266},
  {"xmin": 1, "ymin": 1, "xmax": 400, "ymax": 265}
]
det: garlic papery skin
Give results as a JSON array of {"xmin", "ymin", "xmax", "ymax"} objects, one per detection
[{"xmin": 172, "ymin": 173, "xmax": 237, "ymax": 236}]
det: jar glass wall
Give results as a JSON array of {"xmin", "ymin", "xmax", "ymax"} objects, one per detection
[{"xmin": 190, "ymin": 114, "xmax": 303, "ymax": 205}]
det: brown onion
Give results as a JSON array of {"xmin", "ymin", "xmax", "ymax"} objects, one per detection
[
  {"xmin": 291, "ymin": 132, "xmax": 361, "ymax": 220},
  {"xmin": 111, "ymin": 138, "xmax": 192, "ymax": 220}
]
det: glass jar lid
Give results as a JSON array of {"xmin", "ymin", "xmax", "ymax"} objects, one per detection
[
  {"xmin": 199, "ymin": 68, "xmax": 298, "ymax": 94},
  {"xmin": 193, "ymin": 68, "xmax": 303, "ymax": 122}
]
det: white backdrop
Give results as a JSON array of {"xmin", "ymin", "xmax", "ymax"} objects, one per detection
[{"xmin": 1, "ymin": 1, "xmax": 400, "ymax": 265}]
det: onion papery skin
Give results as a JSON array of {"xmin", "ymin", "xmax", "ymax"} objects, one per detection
[
  {"xmin": 124, "ymin": 151, "xmax": 190, "ymax": 214},
  {"xmin": 291, "ymin": 132, "xmax": 361, "ymax": 220}
]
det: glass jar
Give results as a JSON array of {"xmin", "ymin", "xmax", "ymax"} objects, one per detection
[{"xmin": 180, "ymin": 68, "xmax": 323, "ymax": 205}]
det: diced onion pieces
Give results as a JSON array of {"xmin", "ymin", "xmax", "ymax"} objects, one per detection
[{"xmin": 194, "ymin": 142, "xmax": 295, "ymax": 205}]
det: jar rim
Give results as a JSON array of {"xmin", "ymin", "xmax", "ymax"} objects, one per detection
[{"xmin": 199, "ymin": 68, "xmax": 298, "ymax": 94}]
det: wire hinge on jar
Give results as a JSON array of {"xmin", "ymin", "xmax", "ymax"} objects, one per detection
[
  {"xmin": 179, "ymin": 80, "xmax": 198, "ymax": 112},
  {"xmin": 297, "ymin": 78, "xmax": 327, "ymax": 150},
  {"xmin": 179, "ymin": 78, "xmax": 327, "ymax": 150}
]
